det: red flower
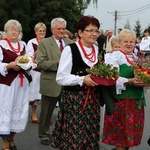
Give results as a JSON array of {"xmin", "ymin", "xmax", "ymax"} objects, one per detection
[
  {"xmin": 79, "ymin": 130, "xmax": 83, "ymax": 134},
  {"xmin": 69, "ymin": 120, "xmax": 73, "ymax": 123},
  {"xmin": 79, "ymin": 120, "xmax": 83, "ymax": 124}
]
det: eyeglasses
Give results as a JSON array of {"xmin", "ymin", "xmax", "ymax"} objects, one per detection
[
  {"xmin": 6, "ymin": 29, "xmax": 20, "ymax": 33},
  {"xmin": 84, "ymin": 29, "xmax": 100, "ymax": 34}
]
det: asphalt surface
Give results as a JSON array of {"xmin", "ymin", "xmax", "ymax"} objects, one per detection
[{"xmin": 0, "ymin": 89, "xmax": 150, "ymax": 150}]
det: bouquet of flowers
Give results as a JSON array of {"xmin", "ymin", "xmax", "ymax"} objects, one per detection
[
  {"xmin": 86, "ymin": 55, "xmax": 119, "ymax": 86},
  {"xmin": 133, "ymin": 56, "xmax": 150, "ymax": 84}
]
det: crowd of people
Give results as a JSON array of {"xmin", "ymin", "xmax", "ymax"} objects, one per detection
[{"xmin": 0, "ymin": 15, "xmax": 150, "ymax": 150}]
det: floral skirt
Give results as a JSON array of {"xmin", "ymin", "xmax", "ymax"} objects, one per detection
[
  {"xmin": 102, "ymin": 97, "xmax": 144, "ymax": 147},
  {"xmin": 50, "ymin": 88, "xmax": 101, "ymax": 150}
]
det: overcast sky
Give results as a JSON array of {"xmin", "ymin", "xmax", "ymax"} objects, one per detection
[{"xmin": 84, "ymin": 0, "xmax": 150, "ymax": 34}]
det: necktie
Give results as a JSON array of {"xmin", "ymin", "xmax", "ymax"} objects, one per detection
[{"xmin": 59, "ymin": 40, "xmax": 63, "ymax": 51}]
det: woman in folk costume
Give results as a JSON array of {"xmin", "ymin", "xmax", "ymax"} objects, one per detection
[
  {"xmin": 26, "ymin": 22, "xmax": 47, "ymax": 124},
  {"xmin": 0, "ymin": 19, "xmax": 31, "ymax": 150},
  {"xmin": 102, "ymin": 29, "xmax": 147, "ymax": 150},
  {"xmin": 50, "ymin": 15, "xmax": 101, "ymax": 150}
]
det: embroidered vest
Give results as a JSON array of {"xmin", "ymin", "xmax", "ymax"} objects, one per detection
[
  {"xmin": 117, "ymin": 64, "xmax": 144, "ymax": 100},
  {"xmin": 70, "ymin": 43, "xmax": 90, "ymax": 76},
  {"xmin": 0, "ymin": 46, "xmax": 31, "ymax": 86},
  {"xmin": 63, "ymin": 43, "xmax": 90, "ymax": 91}
]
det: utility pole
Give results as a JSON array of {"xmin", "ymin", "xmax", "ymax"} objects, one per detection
[
  {"xmin": 114, "ymin": 10, "xmax": 117, "ymax": 36},
  {"xmin": 108, "ymin": 10, "xmax": 119, "ymax": 36}
]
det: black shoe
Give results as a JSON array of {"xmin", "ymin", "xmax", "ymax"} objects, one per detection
[
  {"xmin": 148, "ymin": 137, "xmax": 150, "ymax": 146},
  {"xmin": 41, "ymin": 139, "xmax": 50, "ymax": 146},
  {"xmin": 10, "ymin": 145, "xmax": 17, "ymax": 150},
  {"xmin": 7, "ymin": 139, "xmax": 17, "ymax": 150}
]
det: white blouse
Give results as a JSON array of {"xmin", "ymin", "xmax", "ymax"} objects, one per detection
[
  {"xmin": 140, "ymin": 36, "xmax": 150, "ymax": 51},
  {"xmin": 26, "ymin": 38, "xmax": 38, "ymax": 57},
  {"xmin": 105, "ymin": 51, "xmax": 136, "ymax": 94},
  {"xmin": 56, "ymin": 42, "xmax": 99, "ymax": 86}
]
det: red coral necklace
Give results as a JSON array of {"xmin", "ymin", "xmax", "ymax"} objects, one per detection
[
  {"xmin": 120, "ymin": 50, "xmax": 135, "ymax": 65},
  {"xmin": 78, "ymin": 40, "xmax": 96, "ymax": 63},
  {"xmin": 4, "ymin": 38, "xmax": 20, "ymax": 53},
  {"xmin": 36, "ymin": 37, "xmax": 39, "ymax": 43}
]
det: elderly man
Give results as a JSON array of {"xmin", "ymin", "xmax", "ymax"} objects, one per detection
[{"xmin": 36, "ymin": 17, "xmax": 73, "ymax": 145}]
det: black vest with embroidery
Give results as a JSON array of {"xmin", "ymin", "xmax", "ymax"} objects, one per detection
[
  {"xmin": 63, "ymin": 43, "xmax": 90, "ymax": 91},
  {"xmin": 70, "ymin": 43, "xmax": 90, "ymax": 76}
]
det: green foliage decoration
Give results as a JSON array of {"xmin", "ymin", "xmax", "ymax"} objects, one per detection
[{"xmin": 86, "ymin": 55, "xmax": 119, "ymax": 79}]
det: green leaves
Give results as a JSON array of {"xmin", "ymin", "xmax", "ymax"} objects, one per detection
[{"xmin": 86, "ymin": 61, "xmax": 119, "ymax": 78}]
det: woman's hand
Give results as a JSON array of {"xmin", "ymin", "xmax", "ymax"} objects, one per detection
[
  {"xmin": 128, "ymin": 78, "xmax": 148, "ymax": 87},
  {"xmin": 6, "ymin": 61, "xmax": 21, "ymax": 71},
  {"xmin": 31, "ymin": 57, "xmax": 36, "ymax": 63},
  {"xmin": 83, "ymin": 74, "xmax": 98, "ymax": 87}
]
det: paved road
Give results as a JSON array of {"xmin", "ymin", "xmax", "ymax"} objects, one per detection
[{"xmin": 0, "ymin": 89, "xmax": 150, "ymax": 150}]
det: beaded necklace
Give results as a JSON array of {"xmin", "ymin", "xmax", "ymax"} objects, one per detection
[
  {"xmin": 78, "ymin": 40, "xmax": 96, "ymax": 63},
  {"xmin": 4, "ymin": 38, "xmax": 20, "ymax": 53}
]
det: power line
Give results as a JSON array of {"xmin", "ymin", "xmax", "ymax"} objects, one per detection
[
  {"xmin": 120, "ymin": 5, "xmax": 150, "ymax": 16},
  {"xmin": 120, "ymin": 3, "xmax": 150, "ymax": 13},
  {"xmin": 107, "ymin": 3, "xmax": 150, "ymax": 35},
  {"xmin": 120, "ymin": 7, "xmax": 150, "ymax": 20}
]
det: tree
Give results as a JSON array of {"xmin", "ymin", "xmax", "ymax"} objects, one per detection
[
  {"xmin": 124, "ymin": 19, "xmax": 131, "ymax": 30},
  {"xmin": 133, "ymin": 20, "xmax": 143, "ymax": 38},
  {"xmin": 0, "ymin": 0, "xmax": 31, "ymax": 41},
  {"xmin": 0, "ymin": 0, "xmax": 97, "ymax": 42},
  {"xmin": 146, "ymin": 24, "xmax": 150, "ymax": 37}
]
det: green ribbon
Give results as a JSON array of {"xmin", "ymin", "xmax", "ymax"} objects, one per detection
[{"xmin": 138, "ymin": 92, "xmax": 146, "ymax": 109}]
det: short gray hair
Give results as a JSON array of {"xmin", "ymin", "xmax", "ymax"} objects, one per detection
[
  {"xmin": 51, "ymin": 18, "xmax": 67, "ymax": 29},
  {"xmin": 4, "ymin": 19, "xmax": 22, "ymax": 32},
  {"xmin": 119, "ymin": 29, "xmax": 136, "ymax": 41}
]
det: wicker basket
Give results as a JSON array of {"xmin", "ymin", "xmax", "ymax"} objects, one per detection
[{"xmin": 134, "ymin": 67, "xmax": 150, "ymax": 84}]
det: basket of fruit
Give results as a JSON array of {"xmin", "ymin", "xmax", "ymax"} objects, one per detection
[{"xmin": 133, "ymin": 56, "xmax": 150, "ymax": 84}]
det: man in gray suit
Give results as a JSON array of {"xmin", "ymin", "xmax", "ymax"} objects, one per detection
[{"xmin": 36, "ymin": 17, "xmax": 73, "ymax": 145}]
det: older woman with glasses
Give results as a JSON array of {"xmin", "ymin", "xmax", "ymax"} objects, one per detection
[
  {"xmin": 50, "ymin": 15, "xmax": 101, "ymax": 150},
  {"xmin": 102, "ymin": 29, "xmax": 147, "ymax": 150},
  {"xmin": 0, "ymin": 19, "xmax": 31, "ymax": 150}
]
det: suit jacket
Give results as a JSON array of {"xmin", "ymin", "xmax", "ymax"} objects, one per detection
[{"xmin": 36, "ymin": 36, "xmax": 73, "ymax": 97}]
